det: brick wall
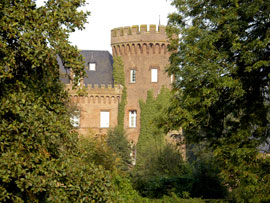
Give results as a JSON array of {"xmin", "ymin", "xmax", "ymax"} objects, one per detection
[
  {"xmin": 66, "ymin": 84, "xmax": 123, "ymax": 136},
  {"xmin": 111, "ymin": 25, "xmax": 172, "ymax": 143}
]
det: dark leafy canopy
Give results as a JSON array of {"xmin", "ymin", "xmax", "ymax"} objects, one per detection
[
  {"xmin": 166, "ymin": 0, "xmax": 270, "ymax": 201},
  {"xmin": 0, "ymin": 1, "xmax": 119, "ymax": 202}
]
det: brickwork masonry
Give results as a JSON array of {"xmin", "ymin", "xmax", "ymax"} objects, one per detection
[
  {"xmin": 111, "ymin": 25, "xmax": 169, "ymax": 56},
  {"xmin": 66, "ymin": 84, "xmax": 123, "ymax": 104},
  {"xmin": 111, "ymin": 24, "xmax": 172, "ymax": 143},
  {"xmin": 65, "ymin": 84, "xmax": 123, "ymax": 136}
]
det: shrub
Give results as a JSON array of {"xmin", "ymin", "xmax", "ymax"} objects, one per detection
[
  {"xmin": 187, "ymin": 143, "xmax": 228, "ymax": 199},
  {"xmin": 77, "ymin": 135, "xmax": 119, "ymax": 172},
  {"xmin": 107, "ymin": 127, "xmax": 132, "ymax": 171}
]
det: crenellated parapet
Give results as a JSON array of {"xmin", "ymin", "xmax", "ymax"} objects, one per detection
[
  {"xmin": 111, "ymin": 25, "xmax": 170, "ymax": 56},
  {"xmin": 65, "ymin": 84, "xmax": 123, "ymax": 104}
]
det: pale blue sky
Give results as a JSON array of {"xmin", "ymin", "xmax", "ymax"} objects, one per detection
[
  {"xmin": 68, "ymin": 0, "xmax": 176, "ymax": 52},
  {"xmin": 36, "ymin": 0, "xmax": 176, "ymax": 52}
]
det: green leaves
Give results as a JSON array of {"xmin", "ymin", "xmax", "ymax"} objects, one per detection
[
  {"xmin": 136, "ymin": 87, "xmax": 172, "ymax": 175},
  {"xmin": 113, "ymin": 56, "xmax": 125, "ymax": 86},
  {"xmin": 166, "ymin": 0, "xmax": 270, "ymax": 200},
  {"xmin": 107, "ymin": 127, "xmax": 132, "ymax": 171},
  {"xmin": 0, "ymin": 0, "xmax": 122, "ymax": 202}
]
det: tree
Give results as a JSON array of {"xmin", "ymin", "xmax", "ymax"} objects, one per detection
[
  {"xmin": 0, "ymin": 1, "xmax": 117, "ymax": 202},
  {"xmin": 136, "ymin": 87, "xmax": 171, "ymax": 170},
  {"xmin": 166, "ymin": 0, "xmax": 270, "ymax": 201},
  {"xmin": 187, "ymin": 143, "xmax": 228, "ymax": 199},
  {"xmin": 132, "ymin": 87, "xmax": 191, "ymax": 198},
  {"xmin": 107, "ymin": 127, "xmax": 132, "ymax": 171}
]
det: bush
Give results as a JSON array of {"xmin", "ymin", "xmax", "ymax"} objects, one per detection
[
  {"xmin": 107, "ymin": 127, "xmax": 132, "ymax": 171},
  {"xmin": 132, "ymin": 141, "xmax": 228, "ymax": 200},
  {"xmin": 77, "ymin": 135, "xmax": 119, "ymax": 172},
  {"xmin": 132, "ymin": 143, "xmax": 192, "ymax": 198},
  {"xmin": 111, "ymin": 174, "xmax": 147, "ymax": 202},
  {"xmin": 154, "ymin": 194, "xmax": 205, "ymax": 203},
  {"xmin": 187, "ymin": 143, "xmax": 228, "ymax": 199},
  {"xmin": 191, "ymin": 159, "xmax": 227, "ymax": 199},
  {"xmin": 47, "ymin": 156, "xmax": 115, "ymax": 202},
  {"xmin": 135, "ymin": 175, "xmax": 194, "ymax": 199},
  {"xmin": 77, "ymin": 134, "xmax": 145, "ymax": 202}
]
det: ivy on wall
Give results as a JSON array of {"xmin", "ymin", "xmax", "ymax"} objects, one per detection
[
  {"xmin": 136, "ymin": 86, "xmax": 171, "ymax": 168},
  {"xmin": 117, "ymin": 87, "xmax": 127, "ymax": 130},
  {"xmin": 113, "ymin": 56, "xmax": 125, "ymax": 85},
  {"xmin": 113, "ymin": 56, "xmax": 126, "ymax": 130}
]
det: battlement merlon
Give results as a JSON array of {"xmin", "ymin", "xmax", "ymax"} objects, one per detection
[
  {"xmin": 111, "ymin": 25, "xmax": 168, "ymax": 45},
  {"xmin": 65, "ymin": 84, "xmax": 123, "ymax": 95}
]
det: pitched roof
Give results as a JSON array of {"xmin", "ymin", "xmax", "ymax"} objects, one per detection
[
  {"xmin": 81, "ymin": 50, "xmax": 113, "ymax": 86},
  {"xmin": 59, "ymin": 50, "xmax": 114, "ymax": 86}
]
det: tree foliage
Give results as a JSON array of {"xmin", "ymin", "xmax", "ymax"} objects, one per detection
[
  {"xmin": 166, "ymin": 0, "xmax": 270, "ymax": 201},
  {"xmin": 78, "ymin": 135, "xmax": 120, "ymax": 172},
  {"xmin": 133, "ymin": 87, "xmax": 192, "ymax": 198},
  {"xmin": 0, "ymin": 0, "xmax": 119, "ymax": 202},
  {"xmin": 186, "ymin": 143, "xmax": 228, "ymax": 199},
  {"xmin": 136, "ymin": 87, "xmax": 171, "ymax": 169},
  {"xmin": 107, "ymin": 127, "xmax": 132, "ymax": 171}
]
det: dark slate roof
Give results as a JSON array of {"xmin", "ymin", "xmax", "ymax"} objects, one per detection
[
  {"xmin": 81, "ymin": 50, "xmax": 113, "ymax": 86},
  {"xmin": 58, "ymin": 50, "xmax": 114, "ymax": 86}
]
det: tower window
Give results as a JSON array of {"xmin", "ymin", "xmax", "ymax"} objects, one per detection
[
  {"xmin": 100, "ymin": 111, "xmax": 110, "ymax": 128},
  {"xmin": 129, "ymin": 110, "xmax": 137, "ymax": 128},
  {"xmin": 130, "ymin": 69, "xmax": 136, "ymax": 83},
  {"xmin": 151, "ymin": 68, "xmax": 158, "ymax": 82},
  {"xmin": 70, "ymin": 110, "xmax": 80, "ymax": 127},
  {"xmin": 89, "ymin": 62, "xmax": 96, "ymax": 71},
  {"xmin": 171, "ymin": 74, "xmax": 174, "ymax": 83}
]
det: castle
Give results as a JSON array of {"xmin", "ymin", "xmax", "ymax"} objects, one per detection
[{"xmin": 61, "ymin": 24, "xmax": 172, "ymax": 144}]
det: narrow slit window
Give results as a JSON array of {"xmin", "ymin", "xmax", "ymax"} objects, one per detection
[
  {"xmin": 151, "ymin": 68, "xmax": 158, "ymax": 82},
  {"xmin": 130, "ymin": 69, "xmax": 136, "ymax": 83},
  {"xmin": 129, "ymin": 110, "xmax": 137, "ymax": 128}
]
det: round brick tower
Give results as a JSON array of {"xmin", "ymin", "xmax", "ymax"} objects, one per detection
[{"xmin": 111, "ymin": 24, "xmax": 172, "ymax": 143}]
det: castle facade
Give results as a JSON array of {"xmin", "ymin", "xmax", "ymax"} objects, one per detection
[
  {"xmin": 111, "ymin": 24, "xmax": 171, "ymax": 143},
  {"xmin": 64, "ymin": 25, "xmax": 172, "ymax": 144}
]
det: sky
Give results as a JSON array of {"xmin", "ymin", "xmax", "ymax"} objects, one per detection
[{"xmin": 67, "ymin": 0, "xmax": 176, "ymax": 52}]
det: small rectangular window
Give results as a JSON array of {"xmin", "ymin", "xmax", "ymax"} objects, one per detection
[
  {"xmin": 129, "ymin": 110, "xmax": 137, "ymax": 128},
  {"xmin": 100, "ymin": 111, "xmax": 110, "ymax": 128},
  {"xmin": 151, "ymin": 69, "xmax": 158, "ymax": 82},
  {"xmin": 89, "ymin": 63, "xmax": 96, "ymax": 71},
  {"xmin": 70, "ymin": 110, "xmax": 80, "ymax": 127},
  {"xmin": 130, "ymin": 69, "xmax": 136, "ymax": 83}
]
